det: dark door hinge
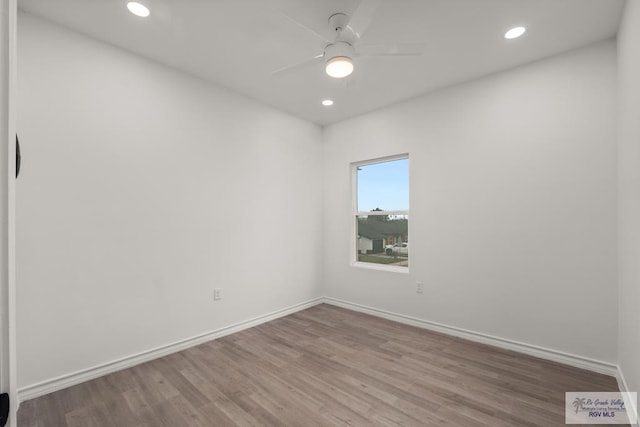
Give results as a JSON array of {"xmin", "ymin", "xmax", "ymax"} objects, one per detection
[
  {"xmin": 0, "ymin": 392, "xmax": 9, "ymax": 426},
  {"xmin": 16, "ymin": 135, "xmax": 21, "ymax": 179}
]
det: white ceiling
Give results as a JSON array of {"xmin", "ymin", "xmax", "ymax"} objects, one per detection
[{"xmin": 18, "ymin": 0, "xmax": 625, "ymax": 125}]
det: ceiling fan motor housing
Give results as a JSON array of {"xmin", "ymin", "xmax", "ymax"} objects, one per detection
[
  {"xmin": 324, "ymin": 41, "xmax": 354, "ymax": 62},
  {"xmin": 328, "ymin": 12, "xmax": 358, "ymax": 44},
  {"xmin": 328, "ymin": 13, "xmax": 349, "ymax": 32}
]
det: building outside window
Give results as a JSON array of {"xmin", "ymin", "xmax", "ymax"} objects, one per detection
[{"xmin": 352, "ymin": 155, "xmax": 409, "ymax": 271}]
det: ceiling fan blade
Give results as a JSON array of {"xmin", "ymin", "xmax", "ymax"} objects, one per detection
[
  {"xmin": 272, "ymin": 53, "xmax": 324, "ymax": 76},
  {"xmin": 346, "ymin": 0, "xmax": 382, "ymax": 40},
  {"xmin": 277, "ymin": 11, "xmax": 330, "ymax": 43},
  {"xmin": 357, "ymin": 43, "xmax": 426, "ymax": 57}
]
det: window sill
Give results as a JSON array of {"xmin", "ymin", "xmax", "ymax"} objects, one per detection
[{"xmin": 351, "ymin": 261, "xmax": 410, "ymax": 274}]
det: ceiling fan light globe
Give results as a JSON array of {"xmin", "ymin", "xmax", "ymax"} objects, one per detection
[{"xmin": 326, "ymin": 56, "xmax": 354, "ymax": 78}]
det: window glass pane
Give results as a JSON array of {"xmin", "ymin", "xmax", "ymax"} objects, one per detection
[
  {"xmin": 357, "ymin": 158, "xmax": 409, "ymax": 212},
  {"xmin": 357, "ymin": 214, "xmax": 408, "ymax": 268}
]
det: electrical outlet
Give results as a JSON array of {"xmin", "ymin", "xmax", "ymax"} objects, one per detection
[
  {"xmin": 416, "ymin": 282, "xmax": 424, "ymax": 294},
  {"xmin": 213, "ymin": 288, "xmax": 222, "ymax": 301}
]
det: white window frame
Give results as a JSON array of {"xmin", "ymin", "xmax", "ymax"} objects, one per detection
[{"xmin": 351, "ymin": 153, "xmax": 409, "ymax": 273}]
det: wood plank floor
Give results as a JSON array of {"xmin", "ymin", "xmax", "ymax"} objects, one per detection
[{"xmin": 18, "ymin": 304, "xmax": 623, "ymax": 426}]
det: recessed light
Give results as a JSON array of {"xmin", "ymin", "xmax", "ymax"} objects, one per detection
[
  {"xmin": 127, "ymin": 1, "xmax": 150, "ymax": 17},
  {"xmin": 322, "ymin": 99, "xmax": 334, "ymax": 107},
  {"xmin": 504, "ymin": 26, "xmax": 526, "ymax": 39}
]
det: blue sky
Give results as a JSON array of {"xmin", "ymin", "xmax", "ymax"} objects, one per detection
[{"xmin": 357, "ymin": 158, "xmax": 409, "ymax": 212}]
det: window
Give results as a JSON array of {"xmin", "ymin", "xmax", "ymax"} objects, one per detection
[{"xmin": 352, "ymin": 155, "xmax": 409, "ymax": 271}]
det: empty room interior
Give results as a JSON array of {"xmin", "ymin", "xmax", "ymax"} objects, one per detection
[{"xmin": 1, "ymin": 0, "xmax": 640, "ymax": 425}]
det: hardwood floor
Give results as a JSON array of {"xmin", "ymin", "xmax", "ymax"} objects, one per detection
[{"xmin": 18, "ymin": 304, "xmax": 623, "ymax": 426}]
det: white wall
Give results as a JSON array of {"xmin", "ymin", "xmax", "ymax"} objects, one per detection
[
  {"xmin": 1, "ymin": 0, "xmax": 18, "ymax": 424},
  {"xmin": 0, "ymin": 0, "xmax": 11, "ymax": 398},
  {"xmin": 16, "ymin": 8, "xmax": 623, "ymax": 396},
  {"xmin": 617, "ymin": 0, "xmax": 640, "ymax": 397},
  {"xmin": 16, "ymin": 13, "xmax": 323, "ymax": 389},
  {"xmin": 323, "ymin": 40, "xmax": 618, "ymax": 364}
]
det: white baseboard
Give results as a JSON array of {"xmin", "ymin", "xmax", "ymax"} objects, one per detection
[
  {"xmin": 17, "ymin": 297, "xmax": 323, "ymax": 402},
  {"xmin": 323, "ymin": 297, "xmax": 617, "ymax": 377},
  {"xmin": 616, "ymin": 366, "xmax": 639, "ymax": 427},
  {"xmin": 18, "ymin": 296, "xmax": 621, "ymax": 404}
]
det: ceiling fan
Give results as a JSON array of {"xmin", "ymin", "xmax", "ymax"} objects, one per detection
[{"xmin": 273, "ymin": 0, "xmax": 425, "ymax": 78}]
